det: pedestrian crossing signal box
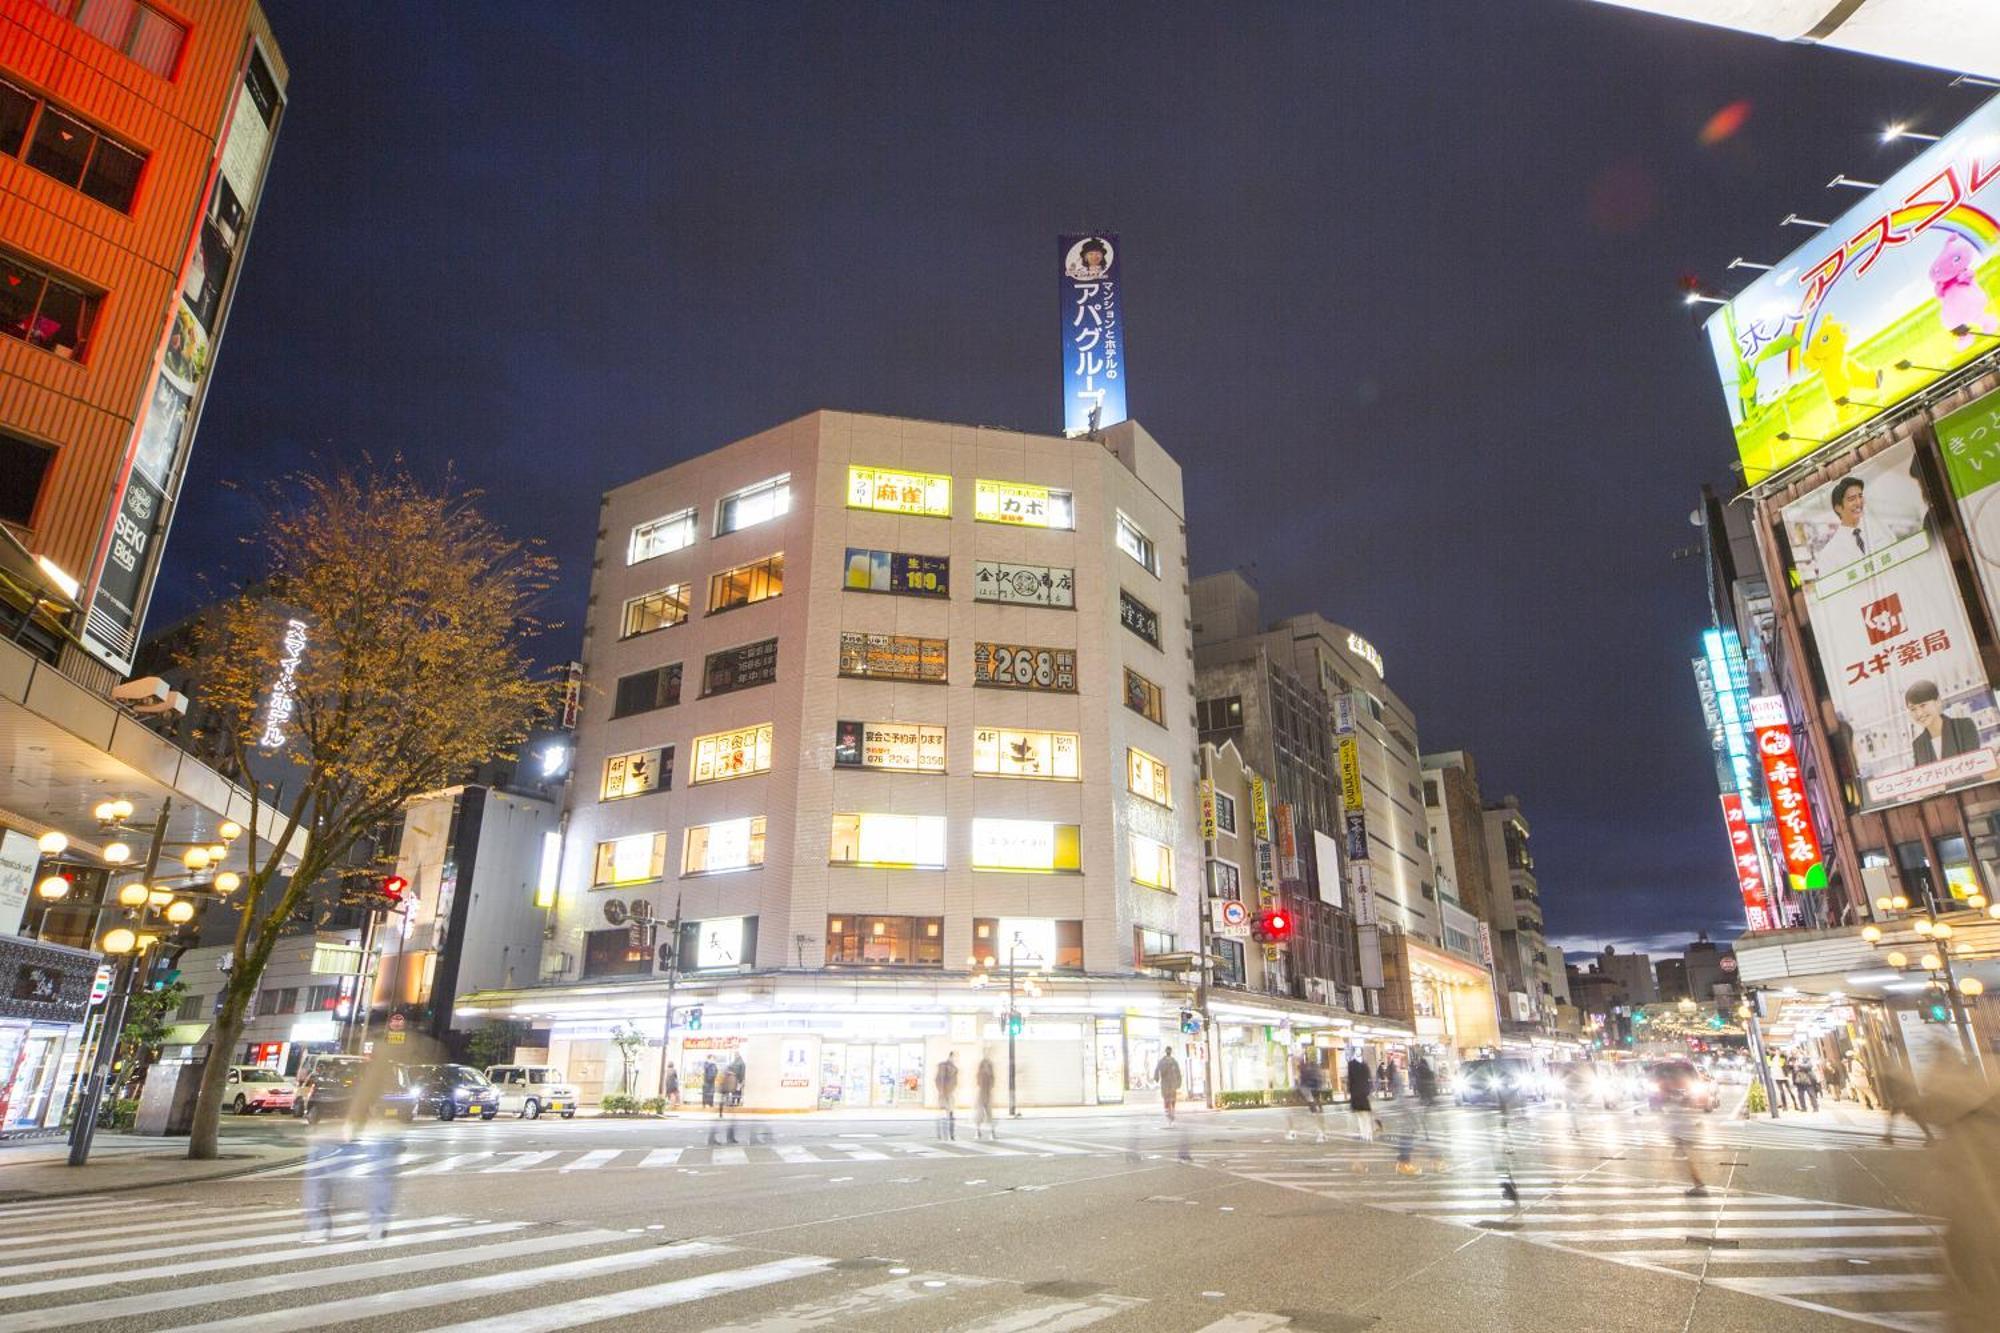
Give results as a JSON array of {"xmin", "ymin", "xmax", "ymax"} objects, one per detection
[
  {"xmin": 686, "ymin": 1007, "xmax": 703, "ymax": 1031},
  {"xmin": 1007, "ymin": 1014, "xmax": 1024, "ymax": 1037},
  {"xmin": 1178, "ymin": 1009, "xmax": 1201, "ymax": 1035},
  {"xmin": 1922, "ymin": 1000, "xmax": 1951, "ymax": 1024}
]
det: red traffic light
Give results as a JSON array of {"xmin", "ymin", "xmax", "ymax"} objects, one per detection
[
  {"xmin": 1253, "ymin": 910, "xmax": 1293, "ymax": 942},
  {"xmin": 380, "ymin": 875, "xmax": 408, "ymax": 904}
]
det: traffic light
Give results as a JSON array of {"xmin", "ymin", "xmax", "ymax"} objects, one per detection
[
  {"xmin": 1251, "ymin": 910, "xmax": 1292, "ymax": 943},
  {"xmin": 1007, "ymin": 1012, "xmax": 1024, "ymax": 1037},
  {"xmin": 686, "ymin": 1006, "xmax": 703, "ymax": 1031},
  {"xmin": 379, "ymin": 875, "xmax": 408, "ymax": 907},
  {"xmin": 1179, "ymin": 1009, "xmax": 1201, "ymax": 1035},
  {"xmin": 1923, "ymin": 999, "xmax": 1951, "ymax": 1024}
]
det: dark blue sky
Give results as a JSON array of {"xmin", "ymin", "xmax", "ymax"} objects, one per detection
[{"xmin": 159, "ymin": 1, "xmax": 1955, "ymax": 957}]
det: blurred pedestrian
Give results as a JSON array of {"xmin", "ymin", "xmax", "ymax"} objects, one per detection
[
  {"xmin": 1412, "ymin": 1057, "xmax": 1439, "ymax": 1141},
  {"xmin": 304, "ymin": 1046, "xmax": 419, "ymax": 1243},
  {"xmin": 1376, "ymin": 1059, "xmax": 1393, "ymax": 1101},
  {"xmin": 974, "ymin": 1053, "xmax": 997, "ymax": 1139},
  {"xmin": 1769, "ymin": 1051, "xmax": 1793, "ymax": 1110},
  {"xmin": 1914, "ymin": 1066, "xmax": 2000, "ymax": 1330},
  {"xmin": 1347, "ymin": 1055, "xmax": 1374, "ymax": 1140},
  {"xmin": 716, "ymin": 1062, "xmax": 737, "ymax": 1119},
  {"xmin": 664, "ymin": 1062, "xmax": 680, "ymax": 1110},
  {"xmin": 1847, "ymin": 1051, "xmax": 1878, "ymax": 1110},
  {"xmin": 729, "ymin": 1053, "xmax": 747, "ymax": 1107},
  {"xmin": 1155, "ymin": 1048, "xmax": 1183, "ymax": 1124},
  {"xmin": 701, "ymin": 1057, "xmax": 717, "ymax": 1108},
  {"xmin": 1794, "ymin": 1058, "xmax": 1822, "ymax": 1112},
  {"xmin": 1879, "ymin": 1061, "xmax": 1936, "ymax": 1144},
  {"xmin": 1288, "ymin": 1053, "xmax": 1326, "ymax": 1142},
  {"xmin": 1665, "ymin": 1094, "xmax": 1708, "ymax": 1197},
  {"xmin": 934, "ymin": 1051, "xmax": 959, "ymax": 1140}
]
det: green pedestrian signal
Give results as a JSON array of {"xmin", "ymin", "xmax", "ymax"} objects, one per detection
[
  {"xmin": 1007, "ymin": 1013, "xmax": 1024, "ymax": 1037},
  {"xmin": 686, "ymin": 1006, "xmax": 703, "ymax": 1031}
]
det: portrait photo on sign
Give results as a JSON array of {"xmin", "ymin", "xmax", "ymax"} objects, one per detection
[
  {"xmin": 1064, "ymin": 236, "xmax": 1113, "ymax": 281},
  {"xmin": 1780, "ymin": 438, "xmax": 2000, "ymax": 810}
]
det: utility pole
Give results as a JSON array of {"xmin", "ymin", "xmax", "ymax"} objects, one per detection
[
  {"xmin": 69, "ymin": 798, "xmax": 170, "ymax": 1166},
  {"xmin": 656, "ymin": 894, "xmax": 682, "ymax": 1098}
]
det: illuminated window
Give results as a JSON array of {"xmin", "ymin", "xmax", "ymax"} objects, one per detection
[
  {"xmin": 592, "ymin": 833, "xmax": 666, "ymax": 887},
  {"xmin": 702, "ymin": 638, "xmax": 778, "ymax": 697},
  {"xmin": 610, "ymin": 663, "xmax": 681, "ymax": 718},
  {"xmin": 839, "ymin": 632, "xmax": 948, "ymax": 683},
  {"xmin": 621, "ymin": 584, "xmax": 690, "ymax": 638},
  {"xmin": 690, "ymin": 723, "xmax": 774, "ymax": 784},
  {"xmin": 848, "ymin": 465, "xmax": 951, "ymax": 517},
  {"xmin": 1123, "ymin": 667, "xmax": 1164, "ymax": 726},
  {"xmin": 1127, "ymin": 748, "xmax": 1172, "ymax": 806},
  {"xmin": 716, "ymin": 474, "xmax": 790, "ymax": 535},
  {"xmin": 972, "ymin": 727, "xmax": 1080, "ymax": 780},
  {"xmin": 1134, "ymin": 927, "xmax": 1178, "ymax": 971},
  {"xmin": 682, "ymin": 817, "xmax": 766, "ymax": 875},
  {"xmin": 974, "ymin": 480, "xmax": 1074, "ymax": 529},
  {"xmin": 973, "ymin": 559, "xmax": 1075, "ymax": 607},
  {"xmin": 1213, "ymin": 791, "xmax": 1237, "ymax": 835},
  {"xmin": 973, "ymin": 918, "xmax": 1083, "ymax": 971},
  {"xmin": 0, "ymin": 250, "xmax": 97, "ymax": 360},
  {"xmin": 708, "ymin": 552, "xmax": 783, "ymax": 612},
  {"xmin": 971, "ymin": 819, "xmax": 1082, "ymax": 873},
  {"xmin": 629, "ymin": 508, "xmax": 696, "ymax": 564},
  {"xmin": 829, "ymin": 814, "xmax": 947, "ymax": 868},
  {"xmin": 835, "ymin": 721, "xmax": 947, "ymax": 772},
  {"xmin": 601, "ymin": 747, "xmax": 670, "ymax": 800},
  {"xmin": 826, "ymin": 915, "xmax": 943, "ymax": 966},
  {"xmin": 1131, "ymin": 836, "xmax": 1174, "ymax": 890},
  {"xmin": 583, "ymin": 928, "xmax": 651, "ymax": 978},
  {"xmin": 844, "ymin": 548, "xmax": 948, "ymax": 597},
  {"xmin": 1115, "ymin": 512, "xmax": 1158, "ymax": 574},
  {"xmin": 46, "ymin": 1, "xmax": 188, "ymax": 79}
]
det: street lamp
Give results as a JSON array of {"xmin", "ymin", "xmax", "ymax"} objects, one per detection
[
  {"xmin": 99, "ymin": 927, "xmax": 137, "ymax": 955},
  {"xmin": 218, "ymin": 821, "xmax": 243, "ymax": 842},
  {"xmin": 37, "ymin": 831, "xmax": 66, "ymax": 856},
  {"xmin": 36, "ymin": 875, "xmax": 68, "ymax": 901},
  {"xmin": 970, "ymin": 934, "xmax": 1044, "ymax": 1118},
  {"xmin": 1864, "ymin": 885, "xmax": 1985, "ymax": 1069},
  {"xmin": 103, "ymin": 841, "xmax": 130, "ymax": 865},
  {"xmin": 117, "ymin": 882, "xmax": 150, "ymax": 909},
  {"xmin": 180, "ymin": 846, "xmax": 210, "ymax": 873}
]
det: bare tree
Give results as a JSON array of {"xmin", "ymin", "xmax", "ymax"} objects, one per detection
[{"xmin": 182, "ymin": 463, "xmax": 554, "ymax": 1159}]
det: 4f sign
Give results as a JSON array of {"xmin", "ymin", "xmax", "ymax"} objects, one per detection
[{"xmin": 259, "ymin": 618, "xmax": 309, "ymax": 750}]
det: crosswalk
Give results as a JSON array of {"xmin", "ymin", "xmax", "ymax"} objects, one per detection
[
  {"xmin": 245, "ymin": 1134, "xmax": 1105, "ymax": 1179},
  {"xmin": 1297, "ymin": 1103, "xmax": 1935, "ymax": 1156},
  {"xmin": 0, "ymin": 1193, "xmax": 1282, "ymax": 1332},
  {"xmin": 1214, "ymin": 1158, "xmax": 1949, "ymax": 1331}
]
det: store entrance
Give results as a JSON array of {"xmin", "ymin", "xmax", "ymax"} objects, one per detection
[{"xmin": 820, "ymin": 1041, "xmax": 925, "ymax": 1107}]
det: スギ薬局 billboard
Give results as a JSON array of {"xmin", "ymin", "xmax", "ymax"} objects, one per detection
[{"xmin": 1705, "ymin": 96, "xmax": 2000, "ymax": 483}]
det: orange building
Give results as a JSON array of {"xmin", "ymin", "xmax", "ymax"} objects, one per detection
[{"xmin": 2, "ymin": 0, "xmax": 286, "ymax": 678}]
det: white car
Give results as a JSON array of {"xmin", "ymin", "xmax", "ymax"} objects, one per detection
[
  {"xmin": 485, "ymin": 1064, "xmax": 578, "ymax": 1119},
  {"xmin": 225, "ymin": 1065, "xmax": 297, "ymax": 1114}
]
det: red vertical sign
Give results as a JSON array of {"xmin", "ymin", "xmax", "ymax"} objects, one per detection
[
  {"xmin": 1720, "ymin": 795, "xmax": 1774, "ymax": 932},
  {"xmin": 1747, "ymin": 696, "xmax": 1829, "ymax": 892}
]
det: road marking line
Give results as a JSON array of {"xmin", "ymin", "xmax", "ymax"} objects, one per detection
[
  {"xmin": 0, "ymin": 1229, "xmax": 636, "ymax": 1332},
  {"xmin": 993, "ymin": 1137, "xmax": 1091, "ymax": 1155},
  {"xmin": 150, "ymin": 1239, "xmax": 731, "ymax": 1333},
  {"xmin": 0, "ymin": 1206, "xmax": 318, "ymax": 1259},
  {"xmin": 947, "ymin": 1293, "xmax": 1148, "ymax": 1331},
  {"xmin": 562, "ymin": 1149, "xmax": 622, "ymax": 1171},
  {"xmin": 0, "ymin": 1197, "xmax": 201, "ymax": 1227},
  {"xmin": 712, "ymin": 1147, "xmax": 750, "ymax": 1165},
  {"xmin": 888, "ymin": 1141, "xmax": 954, "ymax": 1157},
  {"xmin": 401, "ymin": 1151, "xmax": 494, "ymax": 1176},
  {"xmin": 1609, "ymin": 1245, "xmax": 1941, "ymax": 1265},
  {"xmin": 951, "ymin": 1141, "xmax": 1026, "ymax": 1156},
  {"xmin": 481, "ymin": 1151, "xmax": 559, "ymax": 1172},
  {"xmin": 1493, "ymin": 1224, "xmax": 1940, "ymax": 1240},
  {"xmin": 640, "ymin": 1147, "xmax": 684, "ymax": 1167},
  {"xmin": 0, "ymin": 1195, "xmax": 110, "ymax": 1215},
  {"xmin": 0, "ymin": 1218, "xmax": 502, "ymax": 1301},
  {"xmin": 773, "ymin": 1146, "xmax": 819, "ymax": 1164},
  {"xmin": 830, "ymin": 1146, "xmax": 889, "ymax": 1160},
  {"xmin": 419, "ymin": 1254, "xmax": 837, "ymax": 1333},
  {"xmin": 691, "ymin": 1269, "xmax": 988, "ymax": 1331},
  {"xmin": 0, "ymin": 1211, "xmax": 371, "ymax": 1276},
  {"xmin": 1420, "ymin": 1209, "xmax": 1906, "ymax": 1225},
  {"xmin": 1712, "ymin": 1274, "xmax": 1945, "ymax": 1295}
]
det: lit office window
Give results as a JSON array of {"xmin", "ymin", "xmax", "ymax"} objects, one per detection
[
  {"xmin": 1131, "ymin": 836, "xmax": 1174, "ymax": 891},
  {"xmin": 683, "ymin": 817, "xmax": 767, "ymax": 875},
  {"xmin": 621, "ymin": 584, "xmax": 691, "ymax": 638},
  {"xmin": 708, "ymin": 553, "xmax": 783, "ymax": 612},
  {"xmin": 716, "ymin": 474, "xmax": 790, "ymax": 535},
  {"xmin": 829, "ymin": 814, "xmax": 947, "ymax": 869},
  {"xmin": 1115, "ymin": 511, "xmax": 1158, "ymax": 574},
  {"xmin": 629, "ymin": 508, "xmax": 696, "ymax": 563},
  {"xmin": 592, "ymin": 833, "xmax": 666, "ymax": 887},
  {"xmin": 1127, "ymin": 748, "xmax": 1172, "ymax": 807}
]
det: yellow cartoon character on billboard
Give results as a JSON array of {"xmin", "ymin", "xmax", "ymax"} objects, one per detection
[{"xmin": 1801, "ymin": 318, "xmax": 1880, "ymax": 409}]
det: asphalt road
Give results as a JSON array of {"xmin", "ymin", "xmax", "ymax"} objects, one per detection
[{"xmin": 0, "ymin": 1096, "xmax": 1964, "ymax": 1332}]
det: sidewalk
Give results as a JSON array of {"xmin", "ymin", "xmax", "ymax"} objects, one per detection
[
  {"xmin": 1736, "ymin": 1095, "xmax": 1919, "ymax": 1138},
  {"xmin": 0, "ymin": 1133, "xmax": 304, "ymax": 1200}
]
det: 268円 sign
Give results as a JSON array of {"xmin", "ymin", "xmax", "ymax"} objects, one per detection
[{"xmin": 973, "ymin": 642, "xmax": 1077, "ymax": 692}]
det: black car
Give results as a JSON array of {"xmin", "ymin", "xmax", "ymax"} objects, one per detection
[
  {"xmin": 1645, "ymin": 1061, "xmax": 1720, "ymax": 1112},
  {"xmin": 301, "ymin": 1062, "xmax": 365, "ymax": 1125},
  {"xmin": 404, "ymin": 1064, "xmax": 500, "ymax": 1120}
]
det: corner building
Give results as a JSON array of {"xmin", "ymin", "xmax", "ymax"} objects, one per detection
[{"xmin": 472, "ymin": 412, "xmax": 1205, "ymax": 1110}]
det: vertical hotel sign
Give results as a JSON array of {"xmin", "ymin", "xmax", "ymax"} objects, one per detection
[
  {"xmin": 1059, "ymin": 234, "xmax": 1125, "ymax": 436},
  {"xmin": 83, "ymin": 41, "xmax": 286, "ymax": 671},
  {"xmin": 1747, "ymin": 695, "xmax": 1829, "ymax": 893},
  {"xmin": 1719, "ymin": 795, "xmax": 1774, "ymax": 932}
]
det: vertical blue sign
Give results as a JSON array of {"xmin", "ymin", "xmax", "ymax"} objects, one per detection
[{"xmin": 1060, "ymin": 234, "xmax": 1126, "ymax": 436}]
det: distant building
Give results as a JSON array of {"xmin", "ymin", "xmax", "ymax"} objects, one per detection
[
  {"xmin": 1655, "ymin": 957, "xmax": 1689, "ymax": 1002},
  {"xmin": 1478, "ymin": 795, "xmax": 1562, "ymax": 1022},
  {"xmin": 1683, "ymin": 933, "xmax": 1737, "ymax": 1000},
  {"xmin": 1593, "ymin": 946, "xmax": 1657, "ymax": 1007}
]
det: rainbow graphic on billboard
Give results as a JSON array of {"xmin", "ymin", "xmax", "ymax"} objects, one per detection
[{"xmin": 1706, "ymin": 97, "xmax": 2000, "ymax": 483}]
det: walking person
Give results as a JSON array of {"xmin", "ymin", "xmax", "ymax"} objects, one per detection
[
  {"xmin": 1347, "ymin": 1054, "xmax": 1375, "ymax": 1140},
  {"xmin": 1376, "ymin": 1059, "xmax": 1393, "ymax": 1101},
  {"xmin": 663, "ymin": 1062, "xmax": 680, "ymax": 1111},
  {"xmin": 701, "ymin": 1057, "xmax": 717, "ymax": 1109},
  {"xmin": 1664, "ymin": 1094, "xmax": 1708, "ymax": 1197},
  {"xmin": 1847, "ymin": 1051, "xmax": 1878, "ymax": 1110},
  {"xmin": 729, "ymin": 1053, "xmax": 747, "ymax": 1108},
  {"xmin": 1412, "ymin": 1056, "xmax": 1439, "ymax": 1142},
  {"xmin": 1288, "ymin": 1053, "xmax": 1326, "ymax": 1142},
  {"xmin": 715, "ymin": 1062, "xmax": 736, "ymax": 1120},
  {"xmin": 1155, "ymin": 1047, "xmax": 1183, "ymax": 1124},
  {"xmin": 934, "ymin": 1051, "xmax": 960, "ymax": 1140},
  {"xmin": 974, "ymin": 1053, "xmax": 997, "ymax": 1140},
  {"xmin": 1795, "ymin": 1058, "xmax": 1822, "ymax": 1113},
  {"xmin": 1769, "ymin": 1051, "xmax": 1794, "ymax": 1110},
  {"xmin": 1880, "ymin": 1062, "xmax": 1937, "ymax": 1144}
]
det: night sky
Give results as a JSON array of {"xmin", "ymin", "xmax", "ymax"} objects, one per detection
[{"xmin": 157, "ymin": 1, "xmax": 1961, "ymax": 961}]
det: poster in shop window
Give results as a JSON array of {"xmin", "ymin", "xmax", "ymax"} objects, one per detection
[
  {"xmin": 972, "ymin": 643, "xmax": 1077, "ymax": 692},
  {"xmin": 1934, "ymin": 385, "xmax": 2000, "ymax": 644},
  {"xmin": 1780, "ymin": 438, "xmax": 2000, "ymax": 811}
]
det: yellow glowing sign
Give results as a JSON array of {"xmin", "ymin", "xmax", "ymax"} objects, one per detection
[
  {"xmin": 848, "ymin": 466, "xmax": 951, "ymax": 517},
  {"xmin": 975, "ymin": 480, "xmax": 1074, "ymax": 529}
]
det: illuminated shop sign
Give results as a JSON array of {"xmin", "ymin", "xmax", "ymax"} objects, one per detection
[
  {"xmin": 972, "ymin": 642, "xmax": 1077, "ymax": 692},
  {"xmin": 843, "ymin": 549, "xmax": 948, "ymax": 597},
  {"xmin": 975, "ymin": 480, "xmax": 1075, "ymax": 529},
  {"xmin": 971, "ymin": 819, "xmax": 1081, "ymax": 873},
  {"xmin": 834, "ymin": 720, "xmax": 947, "ymax": 773},
  {"xmin": 974, "ymin": 559, "xmax": 1074, "ymax": 608},
  {"xmin": 690, "ymin": 724, "xmax": 774, "ymax": 784},
  {"xmin": 973, "ymin": 727, "xmax": 1080, "ymax": 780},
  {"xmin": 838, "ymin": 632, "xmax": 948, "ymax": 683},
  {"xmin": 847, "ymin": 466, "xmax": 951, "ymax": 517}
]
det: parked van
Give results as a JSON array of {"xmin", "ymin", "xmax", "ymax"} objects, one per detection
[{"xmin": 485, "ymin": 1064, "xmax": 578, "ymax": 1119}]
